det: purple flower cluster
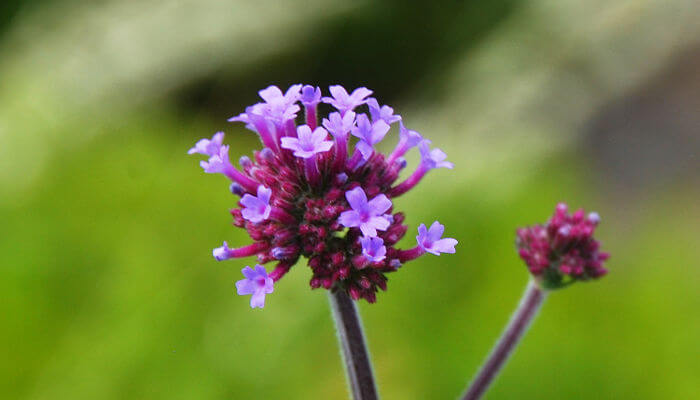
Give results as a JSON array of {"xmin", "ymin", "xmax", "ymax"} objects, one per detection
[
  {"xmin": 190, "ymin": 84, "xmax": 457, "ymax": 307},
  {"xmin": 516, "ymin": 203, "xmax": 609, "ymax": 289}
]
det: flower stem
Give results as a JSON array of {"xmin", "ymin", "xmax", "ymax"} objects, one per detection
[
  {"xmin": 461, "ymin": 279, "xmax": 547, "ymax": 400},
  {"xmin": 328, "ymin": 288, "xmax": 379, "ymax": 400}
]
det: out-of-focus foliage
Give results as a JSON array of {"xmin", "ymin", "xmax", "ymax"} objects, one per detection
[{"xmin": 1, "ymin": 0, "xmax": 698, "ymax": 399}]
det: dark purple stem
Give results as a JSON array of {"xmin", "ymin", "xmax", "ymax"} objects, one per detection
[
  {"xmin": 329, "ymin": 288, "xmax": 379, "ymax": 400},
  {"xmin": 461, "ymin": 280, "xmax": 547, "ymax": 400}
]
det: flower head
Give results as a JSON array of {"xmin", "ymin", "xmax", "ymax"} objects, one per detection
[
  {"xmin": 190, "ymin": 84, "xmax": 456, "ymax": 305},
  {"xmin": 516, "ymin": 203, "xmax": 609, "ymax": 289},
  {"xmin": 235, "ymin": 265, "xmax": 274, "ymax": 308}
]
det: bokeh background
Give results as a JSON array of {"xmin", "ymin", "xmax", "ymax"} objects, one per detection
[{"xmin": 1, "ymin": 1, "xmax": 699, "ymax": 399}]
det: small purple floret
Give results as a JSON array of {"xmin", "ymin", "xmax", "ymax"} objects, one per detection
[
  {"xmin": 188, "ymin": 131, "xmax": 225, "ymax": 156},
  {"xmin": 322, "ymin": 85, "xmax": 373, "ymax": 115},
  {"xmin": 367, "ymin": 98, "xmax": 401, "ymax": 125},
  {"xmin": 338, "ymin": 187, "xmax": 392, "ymax": 237},
  {"xmin": 351, "ymin": 114, "xmax": 390, "ymax": 160},
  {"xmin": 323, "ymin": 111, "xmax": 356, "ymax": 139},
  {"xmin": 235, "ymin": 265, "xmax": 274, "ymax": 308},
  {"xmin": 200, "ymin": 145, "xmax": 231, "ymax": 174},
  {"xmin": 399, "ymin": 122, "xmax": 423, "ymax": 149},
  {"xmin": 361, "ymin": 236, "xmax": 387, "ymax": 262},
  {"xmin": 240, "ymin": 186, "xmax": 272, "ymax": 223},
  {"xmin": 417, "ymin": 221, "xmax": 458, "ymax": 255},
  {"xmin": 300, "ymin": 85, "xmax": 322, "ymax": 107},
  {"xmin": 419, "ymin": 140, "xmax": 453, "ymax": 170},
  {"xmin": 280, "ymin": 125, "xmax": 333, "ymax": 159}
]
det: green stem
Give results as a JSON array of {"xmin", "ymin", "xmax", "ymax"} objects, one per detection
[
  {"xmin": 328, "ymin": 288, "xmax": 379, "ymax": 400},
  {"xmin": 461, "ymin": 279, "xmax": 547, "ymax": 400}
]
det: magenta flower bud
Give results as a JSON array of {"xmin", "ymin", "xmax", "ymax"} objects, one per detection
[
  {"xmin": 230, "ymin": 182, "xmax": 245, "ymax": 197},
  {"xmin": 516, "ymin": 203, "xmax": 610, "ymax": 289},
  {"xmin": 239, "ymin": 155, "xmax": 253, "ymax": 169},
  {"xmin": 193, "ymin": 84, "xmax": 455, "ymax": 305}
]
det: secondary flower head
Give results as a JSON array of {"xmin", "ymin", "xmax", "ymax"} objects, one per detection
[
  {"xmin": 516, "ymin": 202, "xmax": 610, "ymax": 289},
  {"xmin": 190, "ymin": 84, "xmax": 456, "ymax": 306},
  {"xmin": 235, "ymin": 265, "xmax": 274, "ymax": 308}
]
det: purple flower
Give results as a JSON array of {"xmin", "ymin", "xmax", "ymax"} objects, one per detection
[
  {"xmin": 322, "ymin": 85, "xmax": 373, "ymax": 115},
  {"xmin": 280, "ymin": 125, "xmax": 334, "ymax": 158},
  {"xmin": 351, "ymin": 114, "xmax": 390, "ymax": 160},
  {"xmin": 361, "ymin": 236, "xmax": 387, "ymax": 262},
  {"xmin": 200, "ymin": 145, "xmax": 231, "ymax": 174},
  {"xmin": 387, "ymin": 122, "xmax": 423, "ymax": 165},
  {"xmin": 417, "ymin": 221, "xmax": 458, "ymax": 255},
  {"xmin": 191, "ymin": 84, "xmax": 457, "ymax": 304},
  {"xmin": 300, "ymin": 85, "xmax": 322, "ymax": 107},
  {"xmin": 240, "ymin": 186, "xmax": 272, "ymax": 223},
  {"xmin": 367, "ymin": 98, "xmax": 401, "ymax": 125},
  {"xmin": 399, "ymin": 122, "xmax": 423, "ymax": 149},
  {"xmin": 338, "ymin": 187, "xmax": 392, "ymax": 237},
  {"xmin": 188, "ymin": 131, "xmax": 225, "ymax": 156},
  {"xmin": 322, "ymin": 111, "xmax": 356, "ymax": 139},
  {"xmin": 419, "ymin": 140, "xmax": 453, "ymax": 170},
  {"xmin": 257, "ymin": 84, "xmax": 302, "ymax": 123},
  {"xmin": 235, "ymin": 265, "xmax": 274, "ymax": 308}
]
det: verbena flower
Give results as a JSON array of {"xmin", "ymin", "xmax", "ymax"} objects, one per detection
[
  {"xmin": 190, "ymin": 84, "xmax": 457, "ymax": 307},
  {"xmin": 516, "ymin": 202, "xmax": 609, "ymax": 289},
  {"xmin": 235, "ymin": 265, "xmax": 274, "ymax": 308}
]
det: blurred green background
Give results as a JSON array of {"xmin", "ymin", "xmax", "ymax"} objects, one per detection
[{"xmin": 1, "ymin": 0, "xmax": 699, "ymax": 399}]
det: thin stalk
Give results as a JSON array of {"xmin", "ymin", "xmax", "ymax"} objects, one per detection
[
  {"xmin": 461, "ymin": 279, "xmax": 547, "ymax": 400},
  {"xmin": 328, "ymin": 288, "xmax": 379, "ymax": 400}
]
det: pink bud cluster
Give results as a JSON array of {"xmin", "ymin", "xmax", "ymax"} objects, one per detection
[{"xmin": 516, "ymin": 203, "xmax": 609, "ymax": 289}]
